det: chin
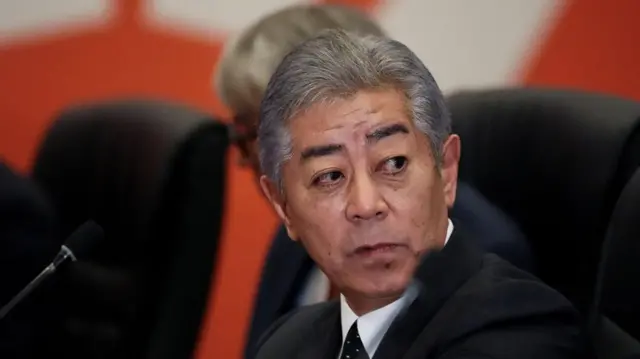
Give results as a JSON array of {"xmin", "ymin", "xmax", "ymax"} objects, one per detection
[{"xmin": 359, "ymin": 270, "xmax": 413, "ymax": 299}]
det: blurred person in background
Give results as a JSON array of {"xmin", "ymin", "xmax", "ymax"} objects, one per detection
[{"xmin": 214, "ymin": 4, "xmax": 533, "ymax": 358}]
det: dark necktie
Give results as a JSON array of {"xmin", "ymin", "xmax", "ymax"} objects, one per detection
[{"xmin": 340, "ymin": 320, "xmax": 369, "ymax": 359}]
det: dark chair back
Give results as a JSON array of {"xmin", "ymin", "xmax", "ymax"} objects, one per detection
[
  {"xmin": 590, "ymin": 169, "xmax": 640, "ymax": 359},
  {"xmin": 31, "ymin": 99, "xmax": 229, "ymax": 359},
  {"xmin": 448, "ymin": 88, "xmax": 640, "ymax": 310}
]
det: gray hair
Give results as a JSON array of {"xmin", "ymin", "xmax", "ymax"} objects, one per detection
[
  {"xmin": 258, "ymin": 29, "xmax": 451, "ymax": 190},
  {"xmin": 215, "ymin": 4, "xmax": 385, "ymax": 115}
]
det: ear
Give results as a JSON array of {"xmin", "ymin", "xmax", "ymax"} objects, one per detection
[
  {"xmin": 440, "ymin": 134, "xmax": 460, "ymax": 208},
  {"xmin": 259, "ymin": 175, "xmax": 299, "ymax": 241}
]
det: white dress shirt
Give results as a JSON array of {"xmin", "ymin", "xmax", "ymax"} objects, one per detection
[{"xmin": 338, "ymin": 219, "xmax": 454, "ymax": 358}]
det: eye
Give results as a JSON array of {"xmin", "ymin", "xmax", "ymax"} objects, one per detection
[
  {"xmin": 312, "ymin": 170, "xmax": 344, "ymax": 187},
  {"xmin": 379, "ymin": 156, "xmax": 408, "ymax": 175}
]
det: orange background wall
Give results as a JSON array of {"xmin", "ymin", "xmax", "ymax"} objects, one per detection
[
  {"xmin": 0, "ymin": 0, "xmax": 638, "ymax": 358},
  {"xmin": 520, "ymin": 0, "xmax": 640, "ymax": 100}
]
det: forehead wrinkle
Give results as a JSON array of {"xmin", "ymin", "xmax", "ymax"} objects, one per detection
[
  {"xmin": 325, "ymin": 109, "xmax": 373, "ymax": 132},
  {"xmin": 310, "ymin": 93, "xmax": 386, "ymax": 132},
  {"xmin": 292, "ymin": 92, "xmax": 406, "ymax": 151}
]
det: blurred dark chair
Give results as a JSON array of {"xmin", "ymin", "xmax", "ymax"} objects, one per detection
[
  {"xmin": 590, "ymin": 168, "xmax": 640, "ymax": 359},
  {"xmin": 30, "ymin": 99, "xmax": 229, "ymax": 359},
  {"xmin": 448, "ymin": 87, "xmax": 640, "ymax": 311},
  {"xmin": 0, "ymin": 162, "xmax": 59, "ymax": 358}
]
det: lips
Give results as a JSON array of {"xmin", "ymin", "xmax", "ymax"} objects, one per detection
[{"xmin": 354, "ymin": 243, "xmax": 401, "ymax": 257}]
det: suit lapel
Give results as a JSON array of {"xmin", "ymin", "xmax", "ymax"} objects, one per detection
[
  {"xmin": 249, "ymin": 226, "xmax": 314, "ymax": 355},
  {"xmin": 373, "ymin": 226, "xmax": 485, "ymax": 359},
  {"xmin": 296, "ymin": 301, "xmax": 342, "ymax": 359}
]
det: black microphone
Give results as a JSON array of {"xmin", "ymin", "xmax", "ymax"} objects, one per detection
[{"xmin": 0, "ymin": 220, "xmax": 104, "ymax": 320}]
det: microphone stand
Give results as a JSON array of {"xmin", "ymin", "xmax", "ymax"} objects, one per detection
[{"xmin": 0, "ymin": 245, "xmax": 76, "ymax": 320}]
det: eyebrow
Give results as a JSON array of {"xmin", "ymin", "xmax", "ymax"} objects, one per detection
[
  {"xmin": 299, "ymin": 123, "xmax": 410, "ymax": 162},
  {"xmin": 300, "ymin": 144, "xmax": 343, "ymax": 162},
  {"xmin": 366, "ymin": 123, "xmax": 410, "ymax": 143}
]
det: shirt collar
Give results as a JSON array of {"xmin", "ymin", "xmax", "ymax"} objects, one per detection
[{"xmin": 339, "ymin": 219, "xmax": 454, "ymax": 357}]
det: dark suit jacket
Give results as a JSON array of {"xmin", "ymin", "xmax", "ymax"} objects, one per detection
[
  {"xmin": 254, "ymin": 226, "xmax": 589, "ymax": 359},
  {"xmin": 0, "ymin": 162, "xmax": 58, "ymax": 357},
  {"xmin": 245, "ymin": 182, "xmax": 533, "ymax": 358}
]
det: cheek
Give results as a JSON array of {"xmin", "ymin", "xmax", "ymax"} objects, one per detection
[
  {"xmin": 394, "ymin": 192, "xmax": 433, "ymax": 231},
  {"xmin": 387, "ymin": 169, "xmax": 438, "ymax": 213},
  {"xmin": 298, "ymin": 225, "xmax": 347, "ymax": 279},
  {"xmin": 289, "ymin": 195, "xmax": 346, "ymax": 258},
  {"xmin": 383, "ymin": 171, "xmax": 444, "ymax": 239}
]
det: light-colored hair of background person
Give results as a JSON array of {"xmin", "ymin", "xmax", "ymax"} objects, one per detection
[
  {"xmin": 258, "ymin": 29, "xmax": 451, "ymax": 190},
  {"xmin": 215, "ymin": 4, "xmax": 385, "ymax": 115}
]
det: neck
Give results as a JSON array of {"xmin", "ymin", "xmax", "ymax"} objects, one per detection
[{"xmin": 344, "ymin": 292, "xmax": 402, "ymax": 316}]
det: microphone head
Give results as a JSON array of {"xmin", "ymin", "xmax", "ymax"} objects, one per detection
[{"xmin": 64, "ymin": 220, "xmax": 105, "ymax": 259}]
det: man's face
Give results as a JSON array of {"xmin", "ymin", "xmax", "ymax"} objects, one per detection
[{"xmin": 260, "ymin": 89, "xmax": 460, "ymax": 303}]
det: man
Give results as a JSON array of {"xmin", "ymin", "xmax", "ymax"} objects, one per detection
[
  {"xmin": 214, "ymin": 5, "xmax": 534, "ymax": 358},
  {"xmin": 252, "ymin": 29, "xmax": 588, "ymax": 358}
]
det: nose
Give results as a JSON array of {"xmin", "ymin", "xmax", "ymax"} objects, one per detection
[{"xmin": 345, "ymin": 172, "xmax": 389, "ymax": 223}]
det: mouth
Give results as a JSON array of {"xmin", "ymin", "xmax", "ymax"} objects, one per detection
[{"xmin": 353, "ymin": 243, "xmax": 402, "ymax": 257}]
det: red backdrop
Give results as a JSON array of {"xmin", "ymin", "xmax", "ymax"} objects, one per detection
[{"xmin": 0, "ymin": 0, "xmax": 638, "ymax": 357}]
